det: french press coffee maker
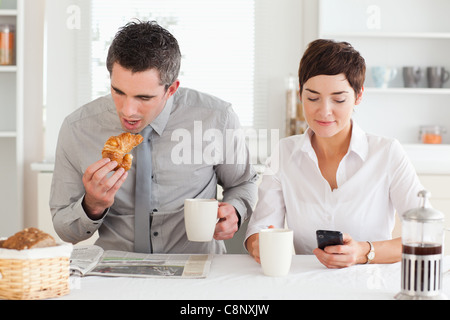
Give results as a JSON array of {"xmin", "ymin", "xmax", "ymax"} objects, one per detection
[{"xmin": 395, "ymin": 190, "xmax": 447, "ymax": 300}]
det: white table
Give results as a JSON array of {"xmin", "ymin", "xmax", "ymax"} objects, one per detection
[{"xmin": 61, "ymin": 254, "xmax": 450, "ymax": 300}]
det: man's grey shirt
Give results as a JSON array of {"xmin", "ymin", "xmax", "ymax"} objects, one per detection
[{"xmin": 50, "ymin": 87, "xmax": 258, "ymax": 254}]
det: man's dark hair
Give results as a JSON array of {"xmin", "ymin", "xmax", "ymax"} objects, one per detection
[{"xmin": 107, "ymin": 20, "xmax": 181, "ymax": 89}]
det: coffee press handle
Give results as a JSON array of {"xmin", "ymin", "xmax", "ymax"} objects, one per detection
[{"xmin": 418, "ymin": 190, "xmax": 431, "ymax": 208}]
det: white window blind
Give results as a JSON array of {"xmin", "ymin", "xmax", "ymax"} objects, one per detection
[{"xmin": 90, "ymin": 0, "xmax": 256, "ymax": 127}]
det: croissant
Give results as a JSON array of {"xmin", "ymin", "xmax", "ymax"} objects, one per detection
[{"xmin": 102, "ymin": 132, "xmax": 144, "ymax": 171}]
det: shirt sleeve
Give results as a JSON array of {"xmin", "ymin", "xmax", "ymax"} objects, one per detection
[
  {"xmin": 388, "ymin": 139, "xmax": 425, "ymax": 216},
  {"xmin": 215, "ymin": 106, "xmax": 259, "ymax": 222},
  {"xmin": 50, "ymin": 118, "xmax": 105, "ymax": 244},
  {"xmin": 244, "ymin": 142, "xmax": 286, "ymax": 243}
]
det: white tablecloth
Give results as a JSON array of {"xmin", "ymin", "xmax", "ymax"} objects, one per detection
[{"xmin": 61, "ymin": 254, "xmax": 450, "ymax": 300}]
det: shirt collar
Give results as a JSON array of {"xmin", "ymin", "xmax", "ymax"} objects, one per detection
[
  {"xmin": 297, "ymin": 119, "xmax": 369, "ymax": 162},
  {"xmin": 150, "ymin": 94, "xmax": 174, "ymax": 136},
  {"xmin": 349, "ymin": 120, "xmax": 369, "ymax": 161}
]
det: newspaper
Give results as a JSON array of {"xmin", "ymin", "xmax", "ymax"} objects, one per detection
[
  {"xmin": 70, "ymin": 245, "xmax": 104, "ymax": 276},
  {"xmin": 70, "ymin": 245, "xmax": 213, "ymax": 279}
]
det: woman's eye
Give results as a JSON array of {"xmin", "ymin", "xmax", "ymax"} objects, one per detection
[
  {"xmin": 335, "ymin": 99, "xmax": 346, "ymax": 104},
  {"xmin": 308, "ymin": 98, "xmax": 319, "ymax": 102}
]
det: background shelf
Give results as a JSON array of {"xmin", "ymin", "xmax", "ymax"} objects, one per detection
[
  {"xmin": 0, "ymin": 65, "xmax": 17, "ymax": 72},
  {"xmin": 0, "ymin": 131, "xmax": 17, "ymax": 138},
  {"xmin": 0, "ymin": 9, "xmax": 17, "ymax": 16},
  {"xmin": 365, "ymin": 88, "xmax": 450, "ymax": 95},
  {"xmin": 321, "ymin": 32, "xmax": 450, "ymax": 40}
]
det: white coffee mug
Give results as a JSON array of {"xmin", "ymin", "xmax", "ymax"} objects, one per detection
[
  {"xmin": 184, "ymin": 199, "xmax": 218, "ymax": 242},
  {"xmin": 259, "ymin": 228, "xmax": 294, "ymax": 277}
]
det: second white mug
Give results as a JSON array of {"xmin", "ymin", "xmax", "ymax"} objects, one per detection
[{"xmin": 259, "ymin": 228, "xmax": 294, "ymax": 277}]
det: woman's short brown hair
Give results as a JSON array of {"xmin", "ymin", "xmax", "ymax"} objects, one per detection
[{"xmin": 298, "ymin": 39, "xmax": 366, "ymax": 97}]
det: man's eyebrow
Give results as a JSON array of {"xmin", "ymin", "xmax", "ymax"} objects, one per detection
[
  {"xmin": 111, "ymin": 85, "xmax": 124, "ymax": 94},
  {"xmin": 111, "ymin": 85, "xmax": 157, "ymax": 99},
  {"xmin": 136, "ymin": 94, "xmax": 157, "ymax": 99}
]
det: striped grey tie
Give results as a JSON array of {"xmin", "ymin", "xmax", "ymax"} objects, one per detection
[{"xmin": 134, "ymin": 125, "xmax": 153, "ymax": 253}]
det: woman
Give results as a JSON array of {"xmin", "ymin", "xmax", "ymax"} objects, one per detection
[{"xmin": 245, "ymin": 39, "xmax": 424, "ymax": 268}]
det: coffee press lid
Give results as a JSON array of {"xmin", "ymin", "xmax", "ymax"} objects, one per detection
[{"xmin": 402, "ymin": 190, "xmax": 444, "ymax": 222}]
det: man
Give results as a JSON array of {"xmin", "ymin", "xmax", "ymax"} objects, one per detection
[{"xmin": 50, "ymin": 21, "xmax": 258, "ymax": 254}]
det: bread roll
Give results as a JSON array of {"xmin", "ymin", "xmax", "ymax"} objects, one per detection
[{"xmin": 0, "ymin": 228, "xmax": 56, "ymax": 250}]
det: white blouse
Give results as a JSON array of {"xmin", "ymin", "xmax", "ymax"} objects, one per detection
[{"xmin": 245, "ymin": 121, "xmax": 424, "ymax": 254}]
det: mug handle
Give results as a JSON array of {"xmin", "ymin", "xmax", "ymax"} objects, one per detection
[
  {"xmin": 443, "ymin": 69, "xmax": 450, "ymax": 83},
  {"xmin": 414, "ymin": 68, "xmax": 422, "ymax": 81},
  {"xmin": 390, "ymin": 68, "xmax": 398, "ymax": 81}
]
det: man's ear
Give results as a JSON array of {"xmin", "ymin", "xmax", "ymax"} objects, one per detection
[{"xmin": 166, "ymin": 80, "xmax": 180, "ymax": 98}]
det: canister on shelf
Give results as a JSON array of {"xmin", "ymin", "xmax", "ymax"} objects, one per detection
[
  {"xmin": 419, "ymin": 125, "xmax": 446, "ymax": 144},
  {"xmin": 0, "ymin": 24, "xmax": 15, "ymax": 66},
  {"xmin": 286, "ymin": 75, "xmax": 306, "ymax": 136}
]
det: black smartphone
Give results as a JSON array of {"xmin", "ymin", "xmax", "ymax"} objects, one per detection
[{"xmin": 316, "ymin": 230, "xmax": 344, "ymax": 250}]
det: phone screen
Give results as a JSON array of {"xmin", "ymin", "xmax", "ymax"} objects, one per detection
[{"xmin": 316, "ymin": 230, "xmax": 344, "ymax": 250}]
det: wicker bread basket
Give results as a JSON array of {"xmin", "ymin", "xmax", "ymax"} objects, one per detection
[{"xmin": 0, "ymin": 243, "xmax": 73, "ymax": 300}]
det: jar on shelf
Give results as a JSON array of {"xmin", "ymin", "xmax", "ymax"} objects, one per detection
[
  {"xmin": 0, "ymin": 24, "xmax": 15, "ymax": 66},
  {"xmin": 286, "ymin": 75, "xmax": 306, "ymax": 136},
  {"xmin": 419, "ymin": 125, "xmax": 446, "ymax": 144}
]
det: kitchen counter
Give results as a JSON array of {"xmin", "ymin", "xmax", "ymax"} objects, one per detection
[
  {"xmin": 59, "ymin": 254, "xmax": 450, "ymax": 300},
  {"xmin": 31, "ymin": 161, "xmax": 55, "ymax": 173},
  {"xmin": 402, "ymin": 144, "xmax": 450, "ymax": 175}
]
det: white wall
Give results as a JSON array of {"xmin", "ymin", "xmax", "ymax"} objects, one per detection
[
  {"xmin": 44, "ymin": 0, "xmax": 91, "ymax": 162},
  {"xmin": 254, "ymin": 0, "xmax": 305, "ymax": 134},
  {"xmin": 23, "ymin": 0, "xmax": 45, "ymax": 228}
]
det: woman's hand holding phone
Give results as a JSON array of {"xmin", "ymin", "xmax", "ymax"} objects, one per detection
[{"xmin": 314, "ymin": 231, "xmax": 370, "ymax": 269}]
